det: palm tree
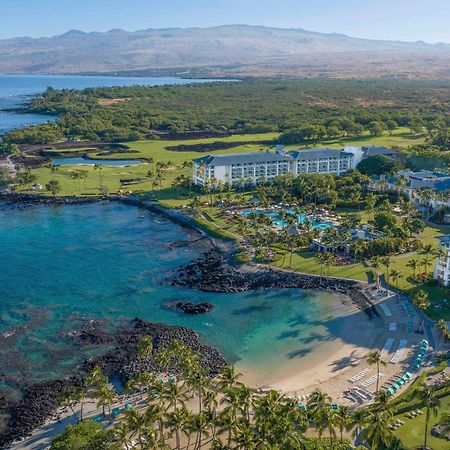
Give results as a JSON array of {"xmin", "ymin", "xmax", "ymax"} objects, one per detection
[
  {"xmin": 413, "ymin": 290, "xmax": 431, "ymax": 332},
  {"xmin": 437, "ymin": 319, "xmax": 449, "ymax": 342},
  {"xmin": 137, "ymin": 335, "xmax": 153, "ymax": 359},
  {"xmin": 417, "ymin": 383, "xmax": 441, "ymax": 450},
  {"xmin": 372, "ymin": 391, "xmax": 394, "ymax": 416},
  {"xmin": 406, "ymin": 258, "xmax": 420, "ymax": 279},
  {"xmin": 94, "ymin": 383, "xmax": 116, "ymax": 416},
  {"xmin": 381, "ymin": 256, "xmax": 392, "ymax": 283},
  {"xmin": 165, "ymin": 407, "xmax": 191, "ymax": 450},
  {"xmin": 366, "ymin": 351, "xmax": 387, "ymax": 393},
  {"xmin": 114, "ymin": 422, "xmax": 132, "ymax": 450},
  {"xmin": 353, "ymin": 239, "xmax": 368, "ymax": 263},
  {"xmin": 421, "ymin": 244, "xmax": 436, "ymax": 269},
  {"xmin": 323, "ymin": 252, "xmax": 336, "ymax": 276},
  {"xmin": 217, "ymin": 365, "xmax": 242, "ymax": 390},
  {"xmin": 362, "ymin": 411, "xmax": 393, "ymax": 450},
  {"xmin": 335, "ymin": 405, "xmax": 353, "ymax": 442},
  {"xmin": 315, "ymin": 252, "xmax": 326, "ymax": 278},
  {"xmin": 307, "ymin": 389, "xmax": 332, "ymax": 437},
  {"xmin": 390, "ymin": 269, "xmax": 403, "ymax": 297},
  {"xmin": 370, "ymin": 256, "xmax": 381, "ymax": 287},
  {"xmin": 351, "ymin": 408, "xmax": 368, "ymax": 442},
  {"xmin": 123, "ymin": 408, "xmax": 148, "ymax": 449},
  {"xmin": 93, "ymin": 163, "xmax": 103, "ymax": 187},
  {"xmin": 59, "ymin": 387, "xmax": 81, "ymax": 423},
  {"xmin": 231, "ymin": 422, "xmax": 257, "ymax": 449}
]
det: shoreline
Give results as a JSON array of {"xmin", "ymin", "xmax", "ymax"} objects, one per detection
[
  {"xmin": 0, "ymin": 193, "xmax": 415, "ymax": 448},
  {"xmin": 0, "ymin": 318, "xmax": 227, "ymax": 449}
]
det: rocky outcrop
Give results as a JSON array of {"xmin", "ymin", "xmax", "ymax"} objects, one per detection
[
  {"xmin": 0, "ymin": 318, "xmax": 227, "ymax": 449},
  {"xmin": 174, "ymin": 250, "xmax": 379, "ymax": 318},
  {"xmin": 165, "ymin": 301, "xmax": 214, "ymax": 314}
]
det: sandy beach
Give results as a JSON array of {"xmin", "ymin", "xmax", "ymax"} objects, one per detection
[
  {"xmin": 9, "ymin": 289, "xmax": 429, "ymax": 450},
  {"xmin": 239, "ymin": 292, "xmax": 425, "ymax": 406}
]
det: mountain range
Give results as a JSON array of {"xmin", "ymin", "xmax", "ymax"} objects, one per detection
[{"xmin": 1, "ymin": 25, "xmax": 449, "ymax": 79}]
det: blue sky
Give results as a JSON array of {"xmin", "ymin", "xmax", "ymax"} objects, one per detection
[{"xmin": 1, "ymin": 0, "xmax": 449, "ymax": 43}]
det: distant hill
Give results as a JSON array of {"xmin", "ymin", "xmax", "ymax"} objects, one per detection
[{"xmin": 1, "ymin": 25, "xmax": 449, "ymax": 79}]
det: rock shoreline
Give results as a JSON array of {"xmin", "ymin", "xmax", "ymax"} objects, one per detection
[
  {"xmin": 0, "ymin": 193, "xmax": 377, "ymax": 448},
  {"xmin": 0, "ymin": 318, "xmax": 227, "ymax": 449},
  {"xmin": 174, "ymin": 250, "xmax": 379, "ymax": 318}
]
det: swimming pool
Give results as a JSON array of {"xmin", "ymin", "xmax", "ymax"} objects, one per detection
[{"xmin": 240, "ymin": 208, "xmax": 333, "ymax": 230}]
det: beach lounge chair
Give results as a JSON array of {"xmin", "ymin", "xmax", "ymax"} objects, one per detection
[
  {"xmin": 348, "ymin": 368, "xmax": 370, "ymax": 383},
  {"xmin": 390, "ymin": 340, "xmax": 408, "ymax": 363},
  {"xmin": 380, "ymin": 338, "xmax": 395, "ymax": 357}
]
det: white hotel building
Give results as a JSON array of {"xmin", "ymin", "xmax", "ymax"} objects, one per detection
[
  {"xmin": 433, "ymin": 235, "xmax": 450, "ymax": 287},
  {"xmin": 193, "ymin": 146, "xmax": 366, "ymax": 187}
]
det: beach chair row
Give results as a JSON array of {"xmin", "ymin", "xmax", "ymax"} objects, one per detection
[
  {"xmin": 360, "ymin": 373, "xmax": 384, "ymax": 387},
  {"xmin": 347, "ymin": 368, "xmax": 369, "ymax": 383}
]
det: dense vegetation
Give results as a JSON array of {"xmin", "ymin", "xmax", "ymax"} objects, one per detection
[
  {"xmin": 4, "ymin": 78, "xmax": 450, "ymax": 144},
  {"xmin": 49, "ymin": 338, "xmax": 449, "ymax": 450}
]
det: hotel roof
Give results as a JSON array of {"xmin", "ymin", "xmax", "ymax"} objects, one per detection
[
  {"xmin": 194, "ymin": 151, "xmax": 290, "ymax": 166},
  {"xmin": 361, "ymin": 146, "xmax": 398, "ymax": 156},
  {"xmin": 290, "ymin": 148, "xmax": 353, "ymax": 160}
]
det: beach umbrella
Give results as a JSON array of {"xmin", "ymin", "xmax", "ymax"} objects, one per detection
[
  {"xmin": 125, "ymin": 403, "xmax": 133, "ymax": 410},
  {"xmin": 387, "ymin": 387, "xmax": 394, "ymax": 395},
  {"xmin": 112, "ymin": 407, "xmax": 121, "ymax": 416},
  {"xmin": 405, "ymin": 371, "xmax": 412, "ymax": 378},
  {"xmin": 391, "ymin": 384, "xmax": 398, "ymax": 391},
  {"xmin": 298, "ymin": 403, "xmax": 306, "ymax": 410},
  {"xmin": 331, "ymin": 403, "xmax": 338, "ymax": 410}
]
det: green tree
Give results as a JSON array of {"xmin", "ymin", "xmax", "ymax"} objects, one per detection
[
  {"xmin": 45, "ymin": 179, "xmax": 61, "ymax": 196},
  {"xmin": 357, "ymin": 155, "xmax": 401, "ymax": 176},
  {"xmin": 50, "ymin": 421, "xmax": 118, "ymax": 450},
  {"xmin": 366, "ymin": 351, "xmax": 387, "ymax": 393},
  {"xmin": 416, "ymin": 383, "xmax": 441, "ymax": 450},
  {"xmin": 367, "ymin": 121, "xmax": 384, "ymax": 137},
  {"xmin": 413, "ymin": 290, "xmax": 430, "ymax": 331}
]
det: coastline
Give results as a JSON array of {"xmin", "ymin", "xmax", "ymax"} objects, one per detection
[{"xmin": 0, "ymin": 193, "xmax": 413, "ymax": 449}]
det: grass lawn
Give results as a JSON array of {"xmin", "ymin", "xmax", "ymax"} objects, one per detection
[
  {"xmin": 21, "ymin": 128, "xmax": 450, "ymax": 318},
  {"xmin": 273, "ymin": 207, "xmax": 450, "ymax": 320},
  {"xmin": 394, "ymin": 395, "xmax": 450, "ymax": 450},
  {"xmin": 26, "ymin": 128, "xmax": 422, "ymax": 195}
]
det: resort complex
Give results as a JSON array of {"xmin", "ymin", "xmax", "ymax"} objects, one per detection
[
  {"xmin": 193, "ymin": 145, "xmax": 397, "ymax": 186},
  {"xmin": 0, "ymin": 35, "xmax": 449, "ymax": 450}
]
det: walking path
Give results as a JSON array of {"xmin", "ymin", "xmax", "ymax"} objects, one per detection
[{"xmin": 0, "ymin": 155, "xmax": 16, "ymax": 177}]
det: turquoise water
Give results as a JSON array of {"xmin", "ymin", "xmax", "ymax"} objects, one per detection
[
  {"xmin": 51, "ymin": 157, "xmax": 142, "ymax": 166},
  {"xmin": 0, "ymin": 202, "xmax": 350, "ymax": 392},
  {"xmin": 0, "ymin": 74, "xmax": 225, "ymax": 133},
  {"xmin": 240, "ymin": 208, "xmax": 333, "ymax": 230}
]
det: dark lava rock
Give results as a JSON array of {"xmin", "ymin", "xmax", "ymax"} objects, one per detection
[
  {"xmin": 173, "ymin": 250, "xmax": 378, "ymax": 318},
  {"xmin": 0, "ymin": 318, "xmax": 227, "ymax": 449},
  {"xmin": 165, "ymin": 301, "xmax": 214, "ymax": 314}
]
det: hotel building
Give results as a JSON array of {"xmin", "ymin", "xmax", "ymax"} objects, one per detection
[
  {"xmin": 193, "ymin": 146, "xmax": 357, "ymax": 186},
  {"xmin": 433, "ymin": 235, "xmax": 450, "ymax": 287}
]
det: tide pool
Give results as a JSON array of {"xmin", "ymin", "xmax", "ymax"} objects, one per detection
[{"xmin": 0, "ymin": 202, "xmax": 350, "ymax": 393}]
